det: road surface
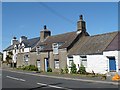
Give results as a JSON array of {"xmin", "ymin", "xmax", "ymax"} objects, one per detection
[{"xmin": 2, "ymin": 69, "xmax": 119, "ymax": 90}]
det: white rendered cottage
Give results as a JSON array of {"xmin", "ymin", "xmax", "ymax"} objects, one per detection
[{"xmin": 67, "ymin": 31, "xmax": 119, "ymax": 75}]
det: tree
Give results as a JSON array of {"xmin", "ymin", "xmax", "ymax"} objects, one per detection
[
  {"xmin": 78, "ymin": 64, "xmax": 86, "ymax": 74},
  {"xmin": 6, "ymin": 51, "xmax": 13, "ymax": 65}
]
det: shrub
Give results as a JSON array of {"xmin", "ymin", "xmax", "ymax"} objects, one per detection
[
  {"xmin": 78, "ymin": 64, "xmax": 86, "ymax": 74},
  {"xmin": 18, "ymin": 65, "xmax": 38, "ymax": 71},
  {"xmin": 70, "ymin": 62, "xmax": 77, "ymax": 74},
  {"xmin": 60, "ymin": 68, "xmax": 64, "ymax": 74},
  {"xmin": 47, "ymin": 67, "xmax": 52, "ymax": 72},
  {"xmin": 64, "ymin": 67, "xmax": 69, "ymax": 74},
  {"xmin": 29, "ymin": 65, "xmax": 38, "ymax": 71}
]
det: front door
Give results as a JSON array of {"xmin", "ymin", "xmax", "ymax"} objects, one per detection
[
  {"xmin": 109, "ymin": 57, "xmax": 116, "ymax": 72},
  {"xmin": 44, "ymin": 58, "xmax": 49, "ymax": 72}
]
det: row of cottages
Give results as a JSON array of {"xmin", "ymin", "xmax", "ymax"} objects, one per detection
[
  {"xmin": 3, "ymin": 36, "xmax": 39, "ymax": 67},
  {"xmin": 3, "ymin": 15, "xmax": 119, "ymax": 75},
  {"xmin": 17, "ymin": 15, "xmax": 89, "ymax": 72}
]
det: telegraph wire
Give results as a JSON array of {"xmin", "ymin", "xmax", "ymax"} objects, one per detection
[{"xmin": 38, "ymin": 2, "xmax": 76, "ymax": 25}]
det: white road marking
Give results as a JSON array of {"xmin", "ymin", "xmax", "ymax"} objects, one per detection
[
  {"xmin": 48, "ymin": 85, "xmax": 63, "ymax": 89},
  {"xmin": 37, "ymin": 82, "xmax": 71, "ymax": 89},
  {"xmin": 37, "ymin": 82, "xmax": 47, "ymax": 86},
  {"xmin": 6, "ymin": 76, "xmax": 26, "ymax": 82}
]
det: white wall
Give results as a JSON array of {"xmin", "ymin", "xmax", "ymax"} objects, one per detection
[
  {"xmin": 67, "ymin": 51, "xmax": 119, "ymax": 74},
  {"xmin": 67, "ymin": 55, "xmax": 81, "ymax": 73},
  {"xmin": 73, "ymin": 55, "xmax": 81, "ymax": 71},
  {"xmin": 3, "ymin": 51, "xmax": 7, "ymax": 61},
  {"xmin": 87, "ymin": 55, "xmax": 107, "ymax": 74},
  {"xmin": 67, "ymin": 55, "xmax": 108, "ymax": 74}
]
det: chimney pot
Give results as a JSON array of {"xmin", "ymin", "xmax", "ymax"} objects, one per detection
[
  {"xmin": 80, "ymin": 15, "xmax": 83, "ymax": 20},
  {"xmin": 44, "ymin": 25, "xmax": 47, "ymax": 30}
]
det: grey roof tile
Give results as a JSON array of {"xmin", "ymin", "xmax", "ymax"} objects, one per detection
[{"xmin": 68, "ymin": 31, "xmax": 118, "ymax": 55}]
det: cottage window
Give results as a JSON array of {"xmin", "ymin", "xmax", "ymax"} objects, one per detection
[
  {"xmin": 54, "ymin": 59, "xmax": 59, "ymax": 69},
  {"xmin": 36, "ymin": 47, "xmax": 39, "ymax": 54},
  {"xmin": 36, "ymin": 47, "xmax": 40, "ymax": 54},
  {"xmin": 52, "ymin": 43, "xmax": 58, "ymax": 54},
  {"xmin": 80, "ymin": 56, "xmax": 87, "ymax": 67},
  {"xmin": 22, "ymin": 48, "xmax": 24, "ymax": 52},
  {"xmin": 36, "ymin": 45, "xmax": 44, "ymax": 54},
  {"xmin": 69, "ymin": 57, "xmax": 73, "ymax": 67},
  {"xmin": 58, "ymin": 42, "xmax": 64, "ymax": 47},
  {"xmin": 40, "ymin": 45, "xmax": 44, "ymax": 50},
  {"xmin": 15, "ymin": 49, "xmax": 16, "ymax": 53},
  {"xmin": 24, "ymin": 55, "xmax": 29, "ymax": 65}
]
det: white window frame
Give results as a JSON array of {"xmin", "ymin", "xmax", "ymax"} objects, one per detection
[
  {"xmin": 24, "ymin": 54, "xmax": 29, "ymax": 62},
  {"xmin": 36, "ymin": 47, "xmax": 40, "ymax": 54},
  {"xmin": 52, "ymin": 43, "xmax": 58, "ymax": 54},
  {"xmin": 80, "ymin": 56, "xmax": 87, "ymax": 67},
  {"xmin": 54, "ymin": 59, "xmax": 59, "ymax": 69},
  {"xmin": 68, "ymin": 57, "xmax": 73, "ymax": 67}
]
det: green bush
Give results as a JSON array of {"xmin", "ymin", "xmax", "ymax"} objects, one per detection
[
  {"xmin": 78, "ymin": 64, "xmax": 86, "ymax": 74},
  {"xmin": 47, "ymin": 67, "xmax": 52, "ymax": 72},
  {"xmin": 29, "ymin": 65, "xmax": 38, "ymax": 71},
  {"xmin": 60, "ymin": 68, "xmax": 64, "ymax": 74},
  {"xmin": 70, "ymin": 62, "xmax": 77, "ymax": 74},
  {"xmin": 18, "ymin": 65, "xmax": 38, "ymax": 71},
  {"xmin": 64, "ymin": 67, "xmax": 69, "ymax": 74}
]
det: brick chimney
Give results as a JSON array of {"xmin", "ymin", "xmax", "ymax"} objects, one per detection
[
  {"xmin": 40, "ymin": 25, "xmax": 51, "ymax": 42},
  {"xmin": 77, "ymin": 15, "xmax": 86, "ymax": 33}
]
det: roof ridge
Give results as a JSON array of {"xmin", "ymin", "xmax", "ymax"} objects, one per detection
[
  {"xmin": 90, "ymin": 31, "xmax": 118, "ymax": 37},
  {"xmin": 51, "ymin": 31, "xmax": 76, "ymax": 37},
  {"xmin": 27, "ymin": 37, "xmax": 40, "ymax": 41}
]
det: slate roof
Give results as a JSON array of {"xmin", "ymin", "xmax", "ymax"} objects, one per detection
[
  {"xmin": 0, "ymin": 52, "xmax": 3, "ymax": 55},
  {"xmin": 31, "ymin": 31, "xmax": 76, "ymax": 51},
  {"xmin": 105, "ymin": 31, "xmax": 120, "ymax": 51},
  {"xmin": 21, "ymin": 37, "xmax": 40, "ymax": 48},
  {"xmin": 31, "ymin": 31, "xmax": 89, "ymax": 52},
  {"xmin": 4, "ymin": 37, "xmax": 40, "ymax": 51},
  {"xmin": 68, "ymin": 31, "xmax": 118, "ymax": 56},
  {"xmin": 3, "ymin": 45, "xmax": 14, "ymax": 51},
  {"xmin": 3, "ymin": 40, "xmax": 19, "ymax": 51}
]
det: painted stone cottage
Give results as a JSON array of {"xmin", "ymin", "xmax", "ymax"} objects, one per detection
[
  {"xmin": 67, "ymin": 31, "xmax": 119, "ymax": 75},
  {"xmin": 3, "ymin": 37, "xmax": 19, "ymax": 67}
]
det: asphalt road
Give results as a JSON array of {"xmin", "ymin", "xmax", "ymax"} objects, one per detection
[{"xmin": 2, "ymin": 69, "xmax": 119, "ymax": 90}]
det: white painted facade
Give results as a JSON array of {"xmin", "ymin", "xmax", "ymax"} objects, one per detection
[
  {"xmin": 3, "ymin": 51, "xmax": 7, "ymax": 61},
  {"xmin": 86, "ymin": 55, "xmax": 107, "ymax": 74},
  {"xmin": 67, "ymin": 51, "xmax": 119, "ymax": 74},
  {"xmin": 24, "ymin": 48, "xmax": 31, "ymax": 53},
  {"xmin": 3, "ymin": 45, "xmax": 31, "ymax": 63},
  {"xmin": 3, "ymin": 49, "xmax": 18, "ymax": 63}
]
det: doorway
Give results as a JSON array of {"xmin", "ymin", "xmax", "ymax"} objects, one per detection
[{"xmin": 109, "ymin": 57, "xmax": 116, "ymax": 72}]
